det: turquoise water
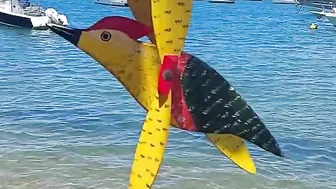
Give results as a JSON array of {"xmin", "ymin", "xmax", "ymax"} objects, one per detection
[{"xmin": 1, "ymin": 0, "xmax": 336, "ymax": 188}]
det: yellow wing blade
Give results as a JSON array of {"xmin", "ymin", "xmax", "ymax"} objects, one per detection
[
  {"xmin": 127, "ymin": 0, "xmax": 152, "ymax": 26},
  {"xmin": 127, "ymin": 0, "xmax": 156, "ymax": 44},
  {"xmin": 151, "ymin": 0, "xmax": 193, "ymax": 57},
  {"xmin": 129, "ymin": 93, "xmax": 172, "ymax": 189}
]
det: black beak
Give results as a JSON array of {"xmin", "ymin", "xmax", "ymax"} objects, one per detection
[{"xmin": 47, "ymin": 24, "xmax": 82, "ymax": 46}]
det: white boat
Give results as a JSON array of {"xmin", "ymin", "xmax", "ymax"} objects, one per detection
[
  {"xmin": 0, "ymin": 0, "xmax": 69, "ymax": 29},
  {"xmin": 311, "ymin": 9, "xmax": 329, "ymax": 18},
  {"xmin": 326, "ymin": 14, "xmax": 336, "ymax": 26},
  {"xmin": 324, "ymin": 8, "xmax": 336, "ymax": 27},
  {"xmin": 310, "ymin": 5, "xmax": 336, "ymax": 27},
  {"xmin": 209, "ymin": 0, "xmax": 235, "ymax": 3},
  {"xmin": 94, "ymin": 0, "xmax": 128, "ymax": 7},
  {"xmin": 272, "ymin": 0, "xmax": 299, "ymax": 4},
  {"xmin": 311, "ymin": 5, "xmax": 336, "ymax": 18}
]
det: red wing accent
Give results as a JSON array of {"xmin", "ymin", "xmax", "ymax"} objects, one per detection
[{"xmin": 171, "ymin": 52, "xmax": 198, "ymax": 131}]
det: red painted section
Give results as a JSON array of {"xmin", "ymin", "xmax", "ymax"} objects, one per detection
[
  {"xmin": 157, "ymin": 55, "xmax": 179, "ymax": 98},
  {"xmin": 86, "ymin": 16, "xmax": 153, "ymax": 40},
  {"xmin": 171, "ymin": 52, "xmax": 198, "ymax": 131}
]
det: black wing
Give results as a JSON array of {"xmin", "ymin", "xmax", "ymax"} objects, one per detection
[{"xmin": 181, "ymin": 55, "xmax": 283, "ymax": 157}]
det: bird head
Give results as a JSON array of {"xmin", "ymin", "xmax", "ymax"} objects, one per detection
[{"xmin": 48, "ymin": 16, "xmax": 153, "ymax": 63}]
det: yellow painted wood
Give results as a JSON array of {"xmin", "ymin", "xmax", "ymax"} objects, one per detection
[
  {"xmin": 128, "ymin": 93, "xmax": 171, "ymax": 189},
  {"xmin": 127, "ymin": 0, "xmax": 156, "ymax": 44},
  {"xmin": 207, "ymin": 134, "xmax": 256, "ymax": 174},
  {"xmin": 151, "ymin": 0, "xmax": 193, "ymax": 57},
  {"xmin": 132, "ymin": 1, "xmax": 194, "ymax": 187}
]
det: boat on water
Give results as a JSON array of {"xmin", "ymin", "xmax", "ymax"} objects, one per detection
[
  {"xmin": 308, "ymin": 4, "xmax": 336, "ymax": 27},
  {"xmin": 324, "ymin": 8, "xmax": 336, "ymax": 26},
  {"xmin": 272, "ymin": 0, "xmax": 299, "ymax": 4},
  {"xmin": 94, "ymin": 0, "xmax": 128, "ymax": 7},
  {"xmin": 209, "ymin": 0, "xmax": 235, "ymax": 3},
  {"xmin": 297, "ymin": 0, "xmax": 336, "ymax": 8},
  {"xmin": 310, "ymin": 4, "xmax": 335, "ymax": 18},
  {"xmin": 294, "ymin": 0, "xmax": 336, "ymax": 27},
  {"xmin": 0, "ymin": 0, "xmax": 68, "ymax": 29},
  {"xmin": 325, "ymin": 14, "xmax": 336, "ymax": 26},
  {"xmin": 311, "ymin": 9, "xmax": 330, "ymax": 18}
]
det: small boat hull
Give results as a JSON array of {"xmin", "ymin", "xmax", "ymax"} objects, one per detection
[
  {"xmin": 311, "ymin": 11, "xmax": 327, "ymax": 19},
  {"xmin": 0, "ymin": 10, "xmax": 51, "ymax": 29},
  {"xmin": 94, "ymin": 0, "xmax": 128, "ymax": 7},
  {"xmin": 0, "ymin": 11, "xmax": 33, "ymax": 28},
  {"xmin": 326, "ymin": 14, "xmax": 336, "ymax": 27},
  {"xmin": 209, "ymin": 0, "xmax": 235, "ymax": 3},
  {"xmin": 272, "ymin": 0, "xmax": 298, "ymax": 4}
]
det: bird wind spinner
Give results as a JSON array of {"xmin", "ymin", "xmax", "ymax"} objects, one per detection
[{"xmin": 48, "ymin": 0, "xmax": 283, "ymax": 188}]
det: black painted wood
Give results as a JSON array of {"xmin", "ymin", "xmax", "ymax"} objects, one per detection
[
  {"xmin": 0, "ymin": 11, "xmax": 33, "ymax": 28},
  {"xmin": 182, "ymin": 55, "xmax": 283, "ymax": 157}
]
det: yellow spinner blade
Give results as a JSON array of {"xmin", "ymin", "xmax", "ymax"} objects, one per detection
[
  {"xmin": 127, "ymin": 0, "xmax": 152, "ymax": 27},
  {"xmin": 129, "ymin": 93, "xmax": 172, "ymax": 189},
  {"xmin": 129, "ymin": 2, "xmax": 194, "ymax": 186},
  {"xmin": 151, "ymin": 0, "xmax": 193, "ymax": 57},
  {"xmin": 127, "ymin": 0, "xmax": 156, "ymax": 43}
]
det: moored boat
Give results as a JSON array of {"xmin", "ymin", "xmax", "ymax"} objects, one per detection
[
  {"xmin": 272, "ymin": 0, "xmax": 299, "ymax": 4},
  {"xmin": 94, "ymin": 0, "xmax": 128, "ymax": 7},
  {"xmin": 209, "ymin": 0, "xmax": 235, "ymax": 4},
  {"xmin": 325, "ymin": 9, "xmax": 336, "ymax": 26},
  {"xmin": 0, "ymin": 0, "xmax": 68, "ymax": 29}
]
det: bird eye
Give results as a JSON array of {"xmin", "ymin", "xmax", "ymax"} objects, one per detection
[{"xmin": 100, "ymin": 31, "xmax": 111, "ymax": 41}]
